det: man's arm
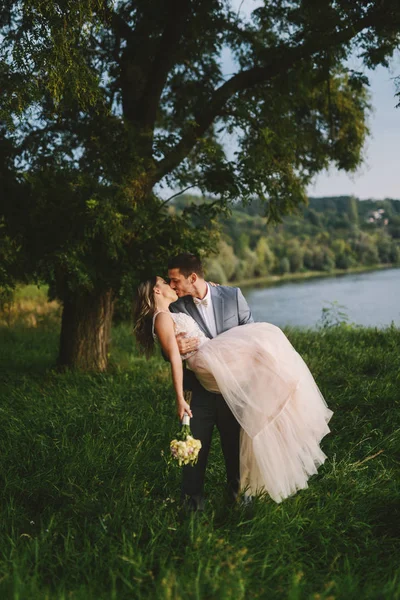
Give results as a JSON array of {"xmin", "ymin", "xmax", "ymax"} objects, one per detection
[{"xmin": 237, "ymin": 288, "xmax": 254, "ymax": 325}]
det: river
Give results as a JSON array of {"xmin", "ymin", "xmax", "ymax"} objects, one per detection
[{"xmin": 243, "ymin": 267, "xmax": 400, "ymax": 328}]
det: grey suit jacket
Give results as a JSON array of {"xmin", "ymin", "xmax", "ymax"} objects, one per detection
[
  {"xmin": 169, "ymin": 284, "xmax": 253, "ymax": 339},
  {"xmin": 169, "ymin": 285, "xmax": 253, "ymax": 391}
]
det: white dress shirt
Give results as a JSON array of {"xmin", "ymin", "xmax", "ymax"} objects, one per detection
[{"xmin": 194, "ymin": 283, "xmax": 218, "ymax": 338}]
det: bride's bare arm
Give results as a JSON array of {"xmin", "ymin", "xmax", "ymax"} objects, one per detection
[{"xmin": 154, "ymin": 313, "xmax": 193, "ymax": 419}]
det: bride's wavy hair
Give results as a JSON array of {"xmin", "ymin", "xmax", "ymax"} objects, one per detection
[{"xmin": 133, "ymin": 276, "xmax": 158, "ymax": 358}]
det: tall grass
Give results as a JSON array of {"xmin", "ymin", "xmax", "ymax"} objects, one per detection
[
  {"xmin": 0, "ymin": 303, "xmax": 399, "ymax": 598},
  {"xmin": 0, "ymin": 284, "xmax": 60, "ymax": 328}
]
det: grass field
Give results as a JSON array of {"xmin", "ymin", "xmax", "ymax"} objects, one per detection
[{"xmin": 0, "ymin": 303, "xmax": 400, "ymax": 599}]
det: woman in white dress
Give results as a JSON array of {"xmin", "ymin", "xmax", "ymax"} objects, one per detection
[{"xmin": 134, "ymin": 276, "xmax": 333, "ymax": 503}]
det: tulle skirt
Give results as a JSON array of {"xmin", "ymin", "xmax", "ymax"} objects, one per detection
[{"xmin": 187, "ymin": 323, "xmax": 332, "ymax": 503}]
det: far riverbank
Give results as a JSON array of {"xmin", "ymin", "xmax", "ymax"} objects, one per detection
[
  {"xmin": 234, "ymin": 262, "xmax": 397, "ymax": 289},
  {"xmin": 242, "ymin": 266, "xmax": 400, "ymax": 328}
]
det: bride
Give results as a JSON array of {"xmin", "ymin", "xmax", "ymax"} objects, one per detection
[{"xmin": 134, "ymin": 276, "xmax": 333, "ymax": 503}]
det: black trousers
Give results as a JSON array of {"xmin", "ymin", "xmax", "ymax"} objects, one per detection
[{"xmin": 181, "ymin": 371, "xmax": 241, "ymax": 509}]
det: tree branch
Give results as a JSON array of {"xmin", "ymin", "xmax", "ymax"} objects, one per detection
[
  {"xmin": 152, "ymin": 8, "xmax": 381, "ymax": 185},
  {"xmin": 159, "ymin": 185, "xmax": 199, "ymax": 207},
  {"xmin": 102, "ymin": 1, "xmax": 133, "ymax": 42},
  {"xmin": 136, "ymin": 0, "xmax": 192, "ymax": 133}
]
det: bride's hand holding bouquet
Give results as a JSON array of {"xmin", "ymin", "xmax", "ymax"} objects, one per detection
[
  {"xmin": 176, "ymin": 395, "xmax": 192, "ymax": 420},
  {"xmin": 170, "ymin": 413, "xmax": 202, "ymax": 467}
]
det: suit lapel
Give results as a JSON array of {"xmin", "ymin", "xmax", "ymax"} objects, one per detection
[
  {"xmin": 184, "ymin": 296, "xmax": 213, "ymax": 339},
  {"xmin": 210, "ymin": 286, "xmax": 224, "ymax": 335}
]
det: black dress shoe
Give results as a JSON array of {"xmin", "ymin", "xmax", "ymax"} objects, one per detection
[{"xmin": 181, "ymin": 494, "xmax": 205, "ymax": 512}]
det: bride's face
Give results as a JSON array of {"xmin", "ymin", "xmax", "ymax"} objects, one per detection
[{"xmin": 155, "ymin": 277, "xmax": 178, "ymax": 302}]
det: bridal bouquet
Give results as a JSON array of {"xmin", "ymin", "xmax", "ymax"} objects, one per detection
[{"xmin": 170, "ymin": 415, "xmax": 202, "ymax": 467}]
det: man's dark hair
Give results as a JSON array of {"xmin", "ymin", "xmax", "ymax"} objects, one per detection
[{"xmin": 168, "ymin": 253, "xmax": 204, "ymax": 278}]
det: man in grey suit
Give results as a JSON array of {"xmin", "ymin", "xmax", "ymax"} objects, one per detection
[{"xmin": 168, "ymin": 253, "xmax": 253, "ymax": 511}]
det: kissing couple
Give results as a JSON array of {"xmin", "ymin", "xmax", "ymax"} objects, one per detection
[{"xmin": 134, "ymin": 253, "xmax": 332, "ymax": 509}]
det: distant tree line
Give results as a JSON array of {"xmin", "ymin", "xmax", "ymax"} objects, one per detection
[{"xmin": 171, "ymin": 195, "xmax": 400, "ymax": 283}]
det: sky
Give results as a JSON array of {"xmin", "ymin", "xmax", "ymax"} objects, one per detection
[
  {"xmin": 307, "ymin": 63, "xmax": 400, "ymax": 200},
  {"xmin": 218, "ymin": 52, "xmax": 400, "ymax": 202},
  {"xmin": 226, "ymin": 0, "xmax": 400, "ymax": 201}
]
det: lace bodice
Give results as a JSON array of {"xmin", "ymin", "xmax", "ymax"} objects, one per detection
[{"xmin": 152, "ymin": 311, "xmax": 209, "ymax": 360}]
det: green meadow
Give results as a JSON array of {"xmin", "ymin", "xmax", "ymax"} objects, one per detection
[{"xmin": 0, "ymin": 292, "xmax": 399, "ymax": 599}]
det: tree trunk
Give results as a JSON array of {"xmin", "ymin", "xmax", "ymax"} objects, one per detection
[{"xmin": 58, "ymin": 290, "xmax": 114, "ymax": 371}]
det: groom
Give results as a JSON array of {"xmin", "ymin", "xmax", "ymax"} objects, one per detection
[{"xmin": 168, "ymin": 253, "xmax": 253, "ymax": 510}]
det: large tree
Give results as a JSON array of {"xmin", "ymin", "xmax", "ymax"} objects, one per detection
[{"xmin": 1, "ymin": 0, "xmax": 400, "ymax": 370}]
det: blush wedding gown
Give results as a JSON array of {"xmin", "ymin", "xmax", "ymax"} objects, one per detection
[{"xmin": 154, "ymin": 310, "xmax": 333, "ymax": 503}]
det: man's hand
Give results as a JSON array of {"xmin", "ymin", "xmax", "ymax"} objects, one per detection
[{"xmin": 176, "ymin": 332, "xmax": 200, "ymax": 356}]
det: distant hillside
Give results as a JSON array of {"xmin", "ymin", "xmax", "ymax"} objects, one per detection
[
  {"xmin": 171, "ymin": 195, "xmax": 400, "ymax": 283},
  {"xmin": 231, "ymin": 195, "xmax": 400, "ymax": 225}
]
